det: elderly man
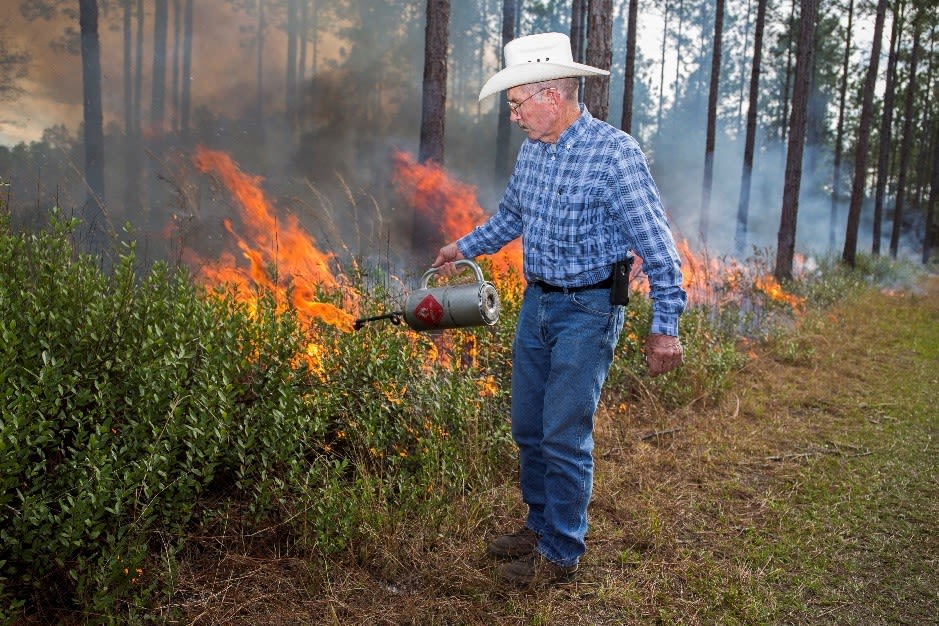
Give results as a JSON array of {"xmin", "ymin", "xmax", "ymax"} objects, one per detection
[{"xmin": 432, "ymin": 32, "xmax": 687, "ymax": 588}]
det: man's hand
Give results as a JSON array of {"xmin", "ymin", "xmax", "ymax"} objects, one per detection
[
  {"xmin": 644, "ymin": 333, "xmax": 683, "ymax": 377},
  {"xmin": 432, "ymin": 242, "xmax": 465, "ymax": 275}
]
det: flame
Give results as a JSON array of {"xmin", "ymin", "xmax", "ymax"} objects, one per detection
[
  {"xmin": 630, "ymin": 237, "xmax": 805, "ymax": 313},
  {"xmin": 753, "ymin": 274, "xmax": 806, "ymax": 310},
  {"xmin": 391, "ymin": 149, "xmax": 522, "ymax": 276},
  {"xmin": 189, "ymin": 146, "xmax": 356, "ymax": 333}
]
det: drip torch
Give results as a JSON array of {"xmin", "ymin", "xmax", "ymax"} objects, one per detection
[{"xmin": 354, "ymin": 259, "xmax": 500, "ymax": 332}]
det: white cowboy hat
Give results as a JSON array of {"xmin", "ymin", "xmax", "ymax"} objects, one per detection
[{"xmin": 478, "ymin": 32, "xmax": 610, "ymax": 101}]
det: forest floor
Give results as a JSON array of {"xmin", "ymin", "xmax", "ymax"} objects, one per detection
[{"xmin": 171, "ymin": 273, "xmax": 939, "ymax": 625}]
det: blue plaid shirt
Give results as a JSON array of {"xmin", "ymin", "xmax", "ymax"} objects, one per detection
[{"xmin": 458, "ymin": 106, "xmax": 686, "ymax": 336}]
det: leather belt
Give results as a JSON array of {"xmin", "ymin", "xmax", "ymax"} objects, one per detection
[{"xmin": 532, "ymin": 275, "xmax": 613, "ymax": 293}]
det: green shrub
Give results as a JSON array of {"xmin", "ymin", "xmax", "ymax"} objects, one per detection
[{"xmin": 0, "ymin": 211, "xmax": 328, "ymax": 620}]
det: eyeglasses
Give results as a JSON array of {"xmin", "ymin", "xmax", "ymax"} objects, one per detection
[{"xmin": 507, "ymin": 87, "xmax": 551, "ymax": 114}]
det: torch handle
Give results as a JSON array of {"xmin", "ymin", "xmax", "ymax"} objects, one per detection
[{"xmin": 419, "ymin": 259, "xmax": 486, "ymax": 289}]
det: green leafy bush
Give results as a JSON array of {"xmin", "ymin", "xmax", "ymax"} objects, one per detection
[{"xmin": 0, "ymin": 212, "xmax": 328, "ymax": 619}]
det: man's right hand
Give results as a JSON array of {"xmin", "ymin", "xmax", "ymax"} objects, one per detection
[{"xmin": 432, "ymin": 242, "xmax": 465, "ymax": 275}]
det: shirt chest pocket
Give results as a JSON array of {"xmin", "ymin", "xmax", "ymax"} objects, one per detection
[{"xmin": 548, "ymin": 193, "xmax": 604, "ymax": 252}]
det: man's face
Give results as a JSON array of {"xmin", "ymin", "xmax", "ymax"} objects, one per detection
[{"xmin": 506, "ymin": 85, "xmax": 558, "ymax": 143}]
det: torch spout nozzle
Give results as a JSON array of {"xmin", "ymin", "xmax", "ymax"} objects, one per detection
[{"xmin": 353, "ymin": 312, "xmax": 404, "ymax": 331}]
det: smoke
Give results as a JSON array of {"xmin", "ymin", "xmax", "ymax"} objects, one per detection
[{"xmin": 0, "ymin": 1, "xmax": 925, "ymax": 268}]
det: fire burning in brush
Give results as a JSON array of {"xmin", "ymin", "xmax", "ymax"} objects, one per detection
[
  {"xmin": 389, "ymin": 150, "xmax": 803, "ymax": 313},
  {"xmin": 186, "ymin": 146, "xmax": 357, "ymax": 333},
  {"xmin": 391, "ymin": 149, "xmax": 522, "ymax": 277},
  {"xmin": 629, "ymin": 238, "xmax": 805, "ymax": 312}
]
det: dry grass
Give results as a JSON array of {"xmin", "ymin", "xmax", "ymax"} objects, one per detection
[{"xmin": 165, "ymin": 275, "xmax": 939, "ymax": 625}]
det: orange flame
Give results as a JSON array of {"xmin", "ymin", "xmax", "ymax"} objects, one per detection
[
  {"xmin": 753, "ymin": 274, "xmax": 806, "ymax": 310},
  {"xmin": 631, "ymin": 238, "xmax": 804, "ymax": 312},
  {"xmin": 391, "ymin": 149, "xmax": 522, "ymax": 276},
  {"xmin": 189, "ymin": 146, "xmax": 356, "ymax": 333}
]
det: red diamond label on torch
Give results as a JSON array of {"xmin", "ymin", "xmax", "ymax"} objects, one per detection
[{"xmin": 414, "ymin": 294, "xmax": 445, "ymax": 326}]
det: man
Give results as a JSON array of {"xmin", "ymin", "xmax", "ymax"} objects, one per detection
[{"xmin": 432, "ymin": 32, "xmax": 687, "ymax": 588}]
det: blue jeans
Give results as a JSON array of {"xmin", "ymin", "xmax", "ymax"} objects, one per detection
[{"xmin": 511, "ymin": 284, "xmax": 624, "ymax": 567}]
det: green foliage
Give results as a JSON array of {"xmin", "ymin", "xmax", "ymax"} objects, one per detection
[
  {"xmin": 607, "ymin": 291, "xmax": 746, "ymax": 409},
  {"xmin": 0, "ymin": 211, "xmax": 326, "ymax": 620}
]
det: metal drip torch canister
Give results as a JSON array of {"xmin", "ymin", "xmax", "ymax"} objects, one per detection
[{"xmin": 402, "ymin": 259, "xmax": 501, "ymax": 331}]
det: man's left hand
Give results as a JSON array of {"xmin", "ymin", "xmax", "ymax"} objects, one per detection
[{"xmin": 644, "ymin": 333, "xmax": 684, "ymax": 377}]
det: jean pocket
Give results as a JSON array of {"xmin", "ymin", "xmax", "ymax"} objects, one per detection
[{"xmin": 569, "ymin": 289, "xmax": 615, "ymax": 317}]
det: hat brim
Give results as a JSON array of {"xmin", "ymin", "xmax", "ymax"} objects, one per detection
[{"xmin": 478, "ymin": 62, "xmax": 609, "ymax": 101}]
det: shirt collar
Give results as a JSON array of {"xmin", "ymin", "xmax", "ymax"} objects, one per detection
[{"xmin": 555, "ymin": 104, "xmax": 592, "ymax": 149}]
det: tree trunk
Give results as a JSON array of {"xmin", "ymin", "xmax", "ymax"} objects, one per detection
[
  {"xmin": 889, "ymin": 15, "xmax": 922, "ymax": 258},
  {"xmin": 121, "ymin": 0, "xmax": 138, "ymax": 213},
  {"xmin": 734, "ymin": 0, "xmax": 767, "ymax": 258},
  {"xmin": 655, "ymin": 0, "xmax": 670, "ymax": 144},
  {"xmin": 495, "ymin": 0, "xmax": 517, "ymax": 183},
  {"xmin": 180, "ymin": 0, "xmax": 193, "ymax": 142},
  {"xmin": 673, "ymin": 0, "xmax": 685, "ymax": 108},
  {"xmin": 700, "ymin": 0, "xmax": 725, "ymax": 245},
  {"xmin": 79, "ymin": 0, "xmax": 106, "ymax": 250},
  {"xmin": 843, "ymin": 0, "xmax": 888, "ymax": 267},
  {"xmin": 620, "ymin": 0, "xmax": 638, "ymax": 133},
  {"xmin": 414, "ymin": 0, "xmax": 451, "ymax": 252},
  {"xmin": 298, "ymin": 0, "xmax": 308, "ymax": 123},
  {"xmin": 924, "ymin": 120, "xmax": 939, "ymax": 264},
  {"xmin": 134, "ymin": 0, "xmax": 143, "ymax": 137},
  {"xmin": 418, "ymin": 0, "xmax": 450, "ymax": 165},
  {"xmin": 171, "ymin": 0, "xmax": 180, "ymax": 134},
  {"xmin": 873, "ymin": 3, "xmax": 903, "ymax": 256},
  {"xmin": 123, "ymin": 0, "xmax": 133, "ymax": 137},
  {"xmin": 774, "ymin": 0, "xmax": 818, "ymax": 282},
  {"xmin": 780, "ymin": 0, "xmax": 796, "ymax": 145},
  {"xmin": 286, "ymin": 0, "xmax": 298, "ymax": 132},
  {"xmin": 570, "ymin": 0, "xmax": 587, "ymax": 64},
  {"xmin": 584, "ymin": 0, "xmax": 613, "ymax": 120},
  {"xmin": 256, "ymin": 1, "xmax": 265, "ymax": 135},
  {"xmin": 829, "ymin": 0, "xmax": 853, "ymax": 250},
  {"xmin": 736, "ymin": 0, "xmax": 752, "ymax": 131},
  {"xmin": 151, "ymin": 0, "xmax": 168, "ymax": 137}
]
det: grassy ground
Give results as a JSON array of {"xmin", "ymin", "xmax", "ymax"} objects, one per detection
[{"xmin": 169, "ymin": 275, "xmax": 939, "ymax": 625}]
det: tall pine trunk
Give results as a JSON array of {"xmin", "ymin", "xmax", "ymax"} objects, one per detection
[
  {"xmin": 924, "ymin": 120, "xmax": 939, "ymax": 264},
  {"xmin": 829, "ymin": 0, "xmax": 853, "ymax": 250},
  {"xmin": 171, "ymin": 0, "xmax": 180, "ymax": 133},
  {"xmin": 889, "ymin": 16, "xmax": 922, "ymax": 258},
  {"xmin": 872, "ymin": 4, "xmax": 903, "ymax": 255},
  {"xmin": 584, "ymin": 0, "xmax": 613, "ymax": 121},
  {"xmin": 414, "ymin": 0, "xmax": 451, "ymax": 252},
  {"xmin": 774, "ymin": 0, "xmax": 818, "ymax": 282},
  {"xmin": 843, "ymin": 0, "xmax": 889, "ymax": 267},
  {"xmin": 495, "ymin": 0, "xmax": 517, "ymax": 183},
  {"xmin": 151, "ymin": 0, "xmax": 168, "ymax": 137},
  {"xmin": 655, "ymin": 0, "xmax": 670, "ymax": 144},
  {"xmin": 286, "ymin": 0, "xmax": 298, "ymax": 132},
  {"xmin": 180, "ymin": 0, "xmax": 193, "ymax": 142},
  {"xmin": 134, "ymin": 0, "xmax": 143, "ymax": 137},
  {"xmin": 734, "ymin": 0, "xmax": 768, "ymax": 257},
  {"xmin": 700, "ymin": 0, "xmax": 724, "ymax": 245},
  {"xmin": 620, "ymin": 0, "xmax": 638, "ymax": 133},
  {"xmin": 418, "ymin": 0, "xmax": 449, "ymax": 165},
  {"xmin": 255, "ymin": 1, "xmax": 265, "ymax": 136},
  {"xmin": 80, "ymin": 0, "xmax": 106, "ymax": 250},
  {"xmin": 570, "ymin": 0, "xmax": 587, "ymax": 64}
]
